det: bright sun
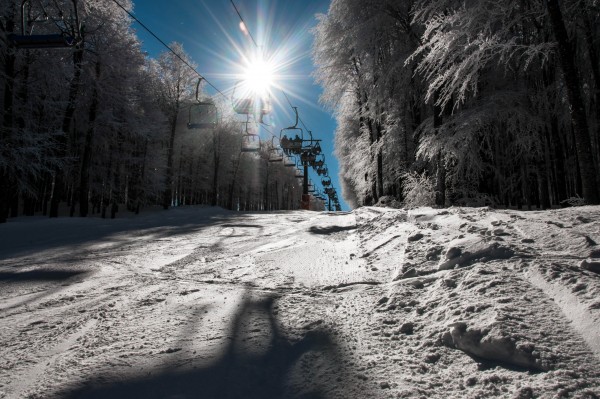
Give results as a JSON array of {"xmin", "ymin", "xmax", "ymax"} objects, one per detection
[{"xmin": 242, "ymin": 57, "xmax": 275, "ymax": 94}]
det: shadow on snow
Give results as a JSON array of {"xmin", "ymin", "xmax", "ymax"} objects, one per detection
[
  {"xmin": 0, "ymin": 207, "xmax": 257, "ymax": 261},
  {"xmin": 0, "ymin": 269, "xmax": 87, "ymax": 283},
  {"xmin": 60, "ymin": 294, "xmax": 365, "ymax": 399},
  {"xmin": 308, "ymin": 225, "xmax": 357, "ymax": 236}
]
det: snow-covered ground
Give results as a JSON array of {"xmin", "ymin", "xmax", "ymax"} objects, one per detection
[{"xmin": 1, "ymin": 205, "xmax": 599, "ymax": 398}]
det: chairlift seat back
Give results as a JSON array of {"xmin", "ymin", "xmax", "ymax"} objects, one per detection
[
  {"xmin": 188, "ymin": 103, "xmax": 218, "ymax": 129},
  {"xmin": 9, "ymin": 33, "xmax": 75, "ymax": 49},
  {"xmin": 284, "ymin": 156, "xmax": 295, "ymax": 167},
  {"xmin": 260, "ymin": 98, "xmax": 272, "ymax": 115},
  {"xmin": 234, "ymin": 98, "xmax": 254, "ymax": 114},
  {"xmin": 241, "ymin": 135, "xmax": 260, "ymax": 152}
]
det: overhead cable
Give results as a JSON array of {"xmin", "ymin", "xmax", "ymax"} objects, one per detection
[
  {"xmin": 229, "ymin": 0, "xmax": 259, "ymax": 49},
  {"xmin": 111, "ymin": 0, "xmax": 227, "ymax": 99}
]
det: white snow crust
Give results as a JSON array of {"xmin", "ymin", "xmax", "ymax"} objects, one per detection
[{"xmin": 1, "ymin": 205, "xmax": 599, "ymax": 398}]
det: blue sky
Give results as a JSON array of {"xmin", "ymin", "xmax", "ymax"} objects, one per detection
[{"xmin": 130, "ymin": 0, "xmax": 347, "ymax": 210}]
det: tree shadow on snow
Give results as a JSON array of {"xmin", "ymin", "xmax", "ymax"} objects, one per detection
[
  {"xmin": 61, "ymin": 294, "xmax": 363, "ymax": 399},
  {"xmin": 0, "ymin": 269, "xmax": 87, "ymax": 283},
  {"xmin": 308, "ymin": 225, "xmax": 357, "ymax": 235},
  {"xmin": 0, "ymin": 208, "xmax": 258, "ymax": 260}
]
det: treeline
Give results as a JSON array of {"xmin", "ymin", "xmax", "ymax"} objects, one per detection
[
  {"xmin": 0, "ymin": 0, "xmax": 304, "ymax": 223},
  {"xmin": 313, "ymin": 0, "xmax": 600, "ymax": 208}
]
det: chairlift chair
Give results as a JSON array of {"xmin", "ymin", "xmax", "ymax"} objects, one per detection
[
  {"xmin": 254, "ymin": 92, "xmax": 272, "ymax": 124},
  {"xmin": 301, "ymin": 131, "xmax": 313, "ymax": 152},
  {"xmin": 240, "ymin": 118, "xmax": 260, "ymax": 153},
  {"xmin": 268, "ymin": 148, "xmax": 284, "ymax": 162},
  {"xmin": 295, "ymin": 159, "xmax": 305, "ymax": 178},
  {"xmin": 232, "ymin": 80, "xmax": 272, "ymax": 121},
  {"xmin": 325, "ymin": 187, "xmax": 336, "ymax": 197},
  {"xmin": 188, "ymin": 79, "xmax": 218, "ymax": 129},
  {"xmin": 322, "ymin": 178, "xmax": 331, "ymax": 187},
  {"xmin": 280, "ymin": 131, "xmax": 303, "ymax": 155},
  {"xmin": 300, "ymin": 152, "xmax": 316, "ymax": 165},
  {"xmin": 304, "ymin": 137, "xmax": 321, "ymax": 156},
  {"xmin": 280, "ymin": 136, "xmax": 291, "ymax": 155},
  {"xmin": 9, "ymin": 33, "xmax": 76, "ymax": 48},
  {"xmin": 188, "ymin": 103, "xmax": 218, "ymax": 129},
  {"xmin": 232, "ymin": 81, "xmax": 253, "ymax": 114},
  {"xmin": 9, "ymin": 0, "xmax": 78, "ymax": 49},
  {"xmin": 259, "ymin": 97, "xmax": 272, "ymax": 116},
  {"xmin": 283, "ymin": 155, "xmax": 296, "ymax": 167},
  {"xmin": 241, "ymin": 134, "xmax": 260, "ymax": 153},
  {"xmin": 279, "ymin": 107, "xmax": 304, "ymax": 155},
  {"xmin": 312, "ymin": 142, "xmax": 322, "ymax": 155},
  {"xmin": 313, "ymin": 154, "xmax": 325, "ymax": 169},
  {"xmin": 267, "ymin": 138, "xmax": 284, "ymax": 163},
  {"xmin": 233, "ymin": 97, "xmax": 253, "ymax": 115}
]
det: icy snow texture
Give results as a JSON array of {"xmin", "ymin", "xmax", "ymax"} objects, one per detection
[{"xmin": 0, "ymin": 205, "xmax": 599, "ymax": 398}]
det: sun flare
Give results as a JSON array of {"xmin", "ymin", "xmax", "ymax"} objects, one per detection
[{"xmin": 242, "ymin": 57, "xmax": 275, "ymax": 94}]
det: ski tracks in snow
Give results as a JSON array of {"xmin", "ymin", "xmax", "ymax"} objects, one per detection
[
  {"xmin": 526, "ymin": 265, "xmax": 600, "ymax": 358},
  {"xmin": 2, "ymin": 206, "xmax": 600, "ymax": 398}
]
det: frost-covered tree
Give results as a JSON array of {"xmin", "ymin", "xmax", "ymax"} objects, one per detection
[
  {"xmin": 314, "ymin": 0, "xmax": 424, "ymax": 206},
  {"xmin": 314, "ymin": 0, "xmax": 600, "ymax": 208},
  {"xmin": 412, "ymin": 0, "xmax": 599, "ymax": 205},
  {"xmin": 0, "ymin": 0, "xmax": 307, "ymax": 221},
  {"xmin": 149, "ymin": 43, "xmax": 196, "ymax": 209}
]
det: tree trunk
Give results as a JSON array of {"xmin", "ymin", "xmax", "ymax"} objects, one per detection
[
  {"xmin": 135, "ymin": 139, "xmax": 149, "ymax": 214},
  {"xmin": 433, "ymin": 95, "xmax": 446, "ymax": 207},
  {"xmin": 0, "ymin": 12, "xmax": 16, "ymax": 223},
  {"xmin": 583, "ymin": 16, "xmax": 600, "ymax": 168},
  {"xmin": 546, "ymin": 0, "xmax": 599, "ymax": 204},
  {"xmin": 539, "ymin": 130, "xmax": 552, "ymax": 209},
  {"xmin": 211, "ymin": 131, "xmax": 220, "ymax": 206},
  {"xmin": 111, "ymin": 139, "xmax": 122, "ymax": 219},
  {"xmin": 228, "ymin": 154, "xmax": 241, "ymax": 210},
  {"xmin": 50, "ymin": 45, "xmax": 85, "ymax": 217},
  {"xmin": 377, "ymin": 150, "xmax": 384, "ymax": 199},
  {"xmin": 162, "ymin": 113, "xmax": 178, "ymax": 209},
  {"xmin": 79, "ymin": 61, "xmax": 101, "ymax": 217}
]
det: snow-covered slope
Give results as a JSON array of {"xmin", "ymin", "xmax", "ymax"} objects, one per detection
[{"xmin": 0, "ymin": 206, "xmax": 599, "ymax": 398}]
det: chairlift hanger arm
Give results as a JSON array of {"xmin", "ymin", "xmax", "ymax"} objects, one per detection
[
  {"xmin": 9, "ymin": 0, "xmax": 81, "ymax": 48},
  {"xmin": 21, "ymin": 0, "xmax": 29, "ymax": 35},
  {"xmin": 288, "ymin": 106, "xmax": 299, "ymax": 129},
  {"xmin": 195, "ymin": 78, "xmax": 202, "ymax": 102},
  {"xmin": 24, "ymin": 0, "xmax": 52, "ymax": 32},
  {"xmin": 306, "ymin": 130, "xmax": 314, "ymax": 143}
]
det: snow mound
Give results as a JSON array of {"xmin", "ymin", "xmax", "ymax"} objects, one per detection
[
  {"xmin": 437, "ymin": 241, "xmax": 515, "ymax": 271},
  {"xmin": 391, "ymin": 264, "xmax": 559, "ymax": 370},
  {"xmin": 359, "ymin": 205, "xmax": 600, "ymax": 396},
  {"xmin": 442, "ymin": 322, "xmax": 546, "ymax": 371}
]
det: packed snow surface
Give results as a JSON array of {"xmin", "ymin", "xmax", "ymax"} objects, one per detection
[{"xmin": 1, "ymin": 206, "xmax": 600, "ymax": 398}]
